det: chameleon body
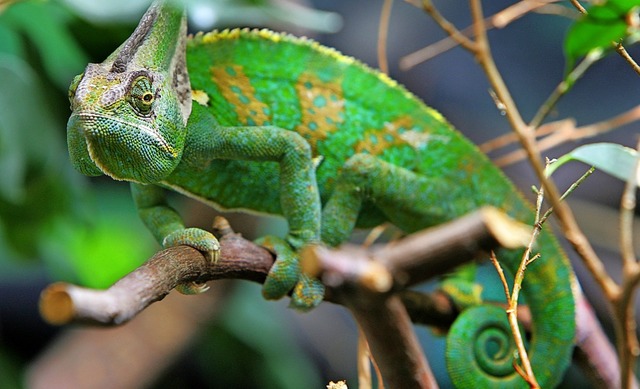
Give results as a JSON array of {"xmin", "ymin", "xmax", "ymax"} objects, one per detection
[{"xmin": 67, "ymin": 1, "xmax": 575, "ymax": 387}]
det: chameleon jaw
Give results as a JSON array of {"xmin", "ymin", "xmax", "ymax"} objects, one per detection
[{"xmin": 67, "ymin": 112, "xmax": 180, "ymax": 183}]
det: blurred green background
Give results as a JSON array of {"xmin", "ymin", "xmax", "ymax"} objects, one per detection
[{"xmin": 0, "ymin": 0, "xmax": 638, "ymax": 387}]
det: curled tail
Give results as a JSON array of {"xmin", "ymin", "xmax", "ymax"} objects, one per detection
[{"xmin": 445, "ymin": 231, "xmax": 576, "ymax": 388}]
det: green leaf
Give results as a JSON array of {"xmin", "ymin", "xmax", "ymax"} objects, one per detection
[
  {"xmin": 547, "ymin": 143, "xmax": 639, "ymax": 185},
  {"xmin": 564, "ymin": 0, "xmax": 640, "ymax": 71}
]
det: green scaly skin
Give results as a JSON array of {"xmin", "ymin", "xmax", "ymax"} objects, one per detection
[{"xmin": 66, "ymin": 1, "xmax": 575, "ymax": 387}]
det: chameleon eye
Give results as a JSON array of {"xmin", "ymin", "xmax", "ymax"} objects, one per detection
[{"xmin": 129, "ymin": 75, "xmax": 155, "ymax": 115}]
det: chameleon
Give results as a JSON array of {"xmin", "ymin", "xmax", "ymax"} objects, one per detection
[{"xmin": 66, "ymin": 1, "xmax": 576, "ymax": 387}]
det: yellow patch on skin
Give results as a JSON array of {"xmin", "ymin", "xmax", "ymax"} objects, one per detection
[
  {"xmin": 295, "ymin": 73, "xmax": 344, "ymax": 150},
  {"xmin": 355, "ymin": 116, "xmax": 425, "ymax": 155},
  {"xmin": 191, "ymin": 89, "xmax": 209, "ymax": 106},
  {"xmin": 210, "ymin": 65, "xmax": 270, "ymax": 126}
]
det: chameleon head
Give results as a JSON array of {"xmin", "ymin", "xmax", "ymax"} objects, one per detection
[{"xmin": 67, "ymin": 63, "xmax": 187, "ymax": 184}]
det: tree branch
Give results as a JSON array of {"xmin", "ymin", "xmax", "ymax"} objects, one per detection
[
  {"xmin": 41, "ymin": 207, "xmax": 527, "ymax": 326},
  {"xmin": 39, "ymin": 217, "xmax": 272, "ymax": 325}
]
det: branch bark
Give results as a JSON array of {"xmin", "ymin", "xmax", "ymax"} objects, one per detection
[{"xmin": 39, "ymin": 217, "xmax": 272, "ymax": 325}]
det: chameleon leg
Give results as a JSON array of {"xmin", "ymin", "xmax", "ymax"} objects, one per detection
[
  {"xmin": 321, "ymin": 153, "xmax": 473, "ymax": 246},
  {"xmin": 131, "ymin": 182, "xmax": 219, "ymax": 294},
  {"xmin": 169, "ymin": 106, "xmax": 326, "ymax": 308}
]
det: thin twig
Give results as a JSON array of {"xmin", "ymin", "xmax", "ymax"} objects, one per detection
[
  {"xmin": 505, "ymin": 170, "xmax": 547, "ymax": 388},
  {"xmin": 489, "ymin": 252, "xmax": 511, "ymax": 304},
  {"xmin": 419, "ymin": 0, "xmax": 477, "ymax": 52},
  {"xmin": 378, "ymin": 0, "xmax": 393, "ymax": 74},
  {"xmin": 569, "ymin": 0, "xmax": 587, "ymax": 14},
  {"xmin": 616, "ymin": 138, "xmax": 640, "ymax": 389},
  {"xmin": 621, "ymin": 138, "xmax": 640, "ymax": 273},
  {"xmin": 485, "ymin": 105, "xmax": 640, "ymax": 166},
  {"xmin": 401, "ymin": 0, "xmax": 568, "ymax": 70},
  {"xmin": 530, "ymin": 50, "xmax": 603, "ymax": 129},
  {"xmin": 539, "ymin": 166, "xmax": 595, "ymax": 225},
  {"xmin": 479, "ymin": 119, "xmax": 571, "ymax": 155},
  {"xmin": 615, "ymin": 44, "xmax": 640, "ymax": 77}
]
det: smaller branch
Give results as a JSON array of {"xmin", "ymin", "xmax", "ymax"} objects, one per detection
[
  {"xmin": 377, "ymin": 207, "xmax": 532, "ymax": 285},
  {"xmin": 620, "ymin": 138, "xmax": 640, "ymax": 268},
  {"xmin": 530, "ymin": 51, "xmax": 603, "ymax": 129},
  {"xmin": 486, "ymin": 104, "xmax": 640, "ymax": 167},
  {"xmin": 615, "ymin": 44, "xmax": 640, "ymax": 77},
  {"xmin": 479, "ymin": 118, "xmax": 572, "ymax": 155},
  {"xmin": 489, "ymin": 252, "xmax": 511, "ymax": 305},
  {"xmin": 616, "ymin": 138, "xmax": 640, "ymax": 389},
  {"xmin": 569, "ymin": 0, "xmax": 587, "ymax": 14},
  {"xmin": 575, "ymin": 105, "xmax": 640, "ymax": 139},
  {"xmin": 418, "ymin": 0, "xmax": 477, "ymax": 52},
  {"xmin": 304, "ymin": 207, "xmax": 531, "ymax": 292},
  {"xmin": 539, "ymin": 166, "xmax": 595, "ymax": 226},
  {"xmin": 378, "ymin": 0, "xmax": 393, "ymax": 74},
  {"xmin": 400, "ymin": 1, "xmax": 567, "ymax": 70}
]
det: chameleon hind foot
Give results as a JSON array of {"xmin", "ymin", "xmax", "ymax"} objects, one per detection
[{"xmin": 257, "ymin": 235, "xmax": 325, "ymax": 311}]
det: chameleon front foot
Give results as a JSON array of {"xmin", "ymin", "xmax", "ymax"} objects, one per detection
[
  {"xmin": 257, "ymin": 236, "xmax": 325, "ymax": 311},
  {"xmin": 163, "ymin": 227, "xmax": 220, "ymax": 263}
]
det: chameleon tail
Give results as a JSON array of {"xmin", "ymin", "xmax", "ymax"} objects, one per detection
[
  {"xmin": 445, "ymin": 304, "xmax": 521, "ymax": 388},
  {"xmin": 444, "ymin": 231, "xmax": 575, "ymax": 388}
]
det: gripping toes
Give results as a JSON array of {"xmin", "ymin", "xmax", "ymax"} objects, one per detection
[
  {"xmin": 163, "ymin": 227, "xmax": 220, "ymax": 263},
  {"xmin": 257, "ymin": 235, "xmax": 325, "ymax": 310},
  {"xmin": 290, "ymin": 274, "xmax": 325, "ymax": 311},
  {"xmin": 258, "ymin": 236, "xmax": 299, "ymax": 299}
]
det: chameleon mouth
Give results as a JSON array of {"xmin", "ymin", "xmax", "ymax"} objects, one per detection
[
  {"xmin": 68, "ymin": 112, "xmax": 179, "ymax": 183},
  {"xmin": 74, "ymin": 113, "xmax": 177, "ymax": 156}
]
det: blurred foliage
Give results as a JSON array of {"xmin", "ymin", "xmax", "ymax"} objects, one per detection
[
  {"xmin": 564, "ymin": 0, "xmax": 640, "ymax": 71},
  {"xmin": 0, "ymin": 0, "xmax": 86, "ymax": 266},
  {"xmin": 0, "ymin": 347, "xmax": 22, "ymax": 389},
  {"xmin": 190, "ymin": 283, "xmax": 322, "ymax": 388},
  {"xmin": 0, "ymin": 0, "xmax": 159, "ymax": 290}
]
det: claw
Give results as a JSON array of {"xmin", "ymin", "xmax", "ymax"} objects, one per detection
[
  {"xmin": 207, "ymin": 242, "xmax": 221, "ymax": 263},
  {"xmin": 176, "ymin": 281, "xmax": 210, "ymax": 295}
]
